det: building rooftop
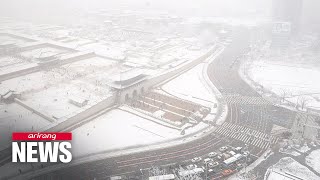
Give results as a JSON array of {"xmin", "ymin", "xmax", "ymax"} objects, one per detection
[{"xmin": 108, "ymin": 68, "xmax": 148, "ymax": 89}]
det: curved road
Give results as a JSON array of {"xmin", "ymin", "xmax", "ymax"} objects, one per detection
[{"xmin": 15, "ymin": 27, "xmax": 296, "ymax": 180}]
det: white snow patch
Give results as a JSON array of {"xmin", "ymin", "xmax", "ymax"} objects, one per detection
[
  {"xmin": 0, "ymin": 103, "xmax": 50, "ymax": 150},
  {"xmin": 305, "ymin": 149, "xmax": 320, "ymax": 174},
  {"xmin": 294, "ymin": 144, "xmax": 311, "ymax": 154},
  {"xmin": 279, "ymin": 147, "xmax": 301, "ymax": 156},
  {"xmin": 245, "ymin": 61, "xmax": 320, "ymax": 110},
  {"xmin": 162, "ymin": 63, "xmax": 218, "ymax": 113},
  {"xmin": 265, "ymin": 157, "xmax": 319, "ymax": 180},
  {"xmin": 72, "ymin": 109, "xmax": 182, "ymax": 157},
  {"xmin": 229, "ymin": 150, "xmax": 273, "ymax": 180}
]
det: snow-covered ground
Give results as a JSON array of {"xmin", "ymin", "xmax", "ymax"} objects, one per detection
[
  {"xmin": 0, "ymin": 56, "xmax": 116, "ymax": 119},
  {"xmin": 0, "ymin": 59, "xmax": 38, "ymax": 76},
  {"xmin": 0, "ymin": 103, "xmax": 50, "ymax": 150},
  {"xmin": 0, "ymin": 56, "xmax": 24, "ymax": 68},
  {"xmin": 294, "ymin": 144, "xmax": 311, "ymax": 153},
  {"xmin": 72, "ymin": 109, "xmax": 182, "ymax": 157},
  {"xmin": 229, "ymin": 150, "xmax": 273, "ymax": 180},
  {"xmin": 278, "ymin": 141, "xmax": 311, "ymax": 156},
  {"xmin": 78, "ymin": 42, "xmax": 126, "ymax": 60},
  {"xmin": 243, "ymin": 59, "xmax": 320, "ymax": 111},
  {"xmin": 265, "ymin": 157, "xmax": 320, "ymax": 180},
  {"xmin": 162, "ymin": 63, "xmax": 218, "ymax": 116},
  {"xmin": 305, "ymin": 149, "xmax": 320, "ymax": 174},
  {"xmin": 0, "ymin": 34, "xmax": 33, "ymax": 46},
  {"xmin": 279, "ymin": 147, "xmax": 301, "ymax": 156},
  {"xmin": 22, "ymin": 80, "xmax": 111, "ymax": 119},
  {"xmin": 72, "ymin": 49, "xmax": 221, "ymax": 157},
  {"xmin": 20, "ymin": 47, "xmax": 71, "ymax": 60},
  {"xmin": 242, "ymin": 35, "xmax": 320, "ymax": 112}
]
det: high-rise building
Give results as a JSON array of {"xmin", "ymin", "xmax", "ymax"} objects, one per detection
[
  {"xmin": 272, "ymin": 0, "xmax": 303, "ymax": 34},
  {"xmin": 271, "ymin": 0, "xmax": 303, "ymax": 48},
  {"xmin": 301, "ymin": 0, "xmax": 320, "ymax": 32}
]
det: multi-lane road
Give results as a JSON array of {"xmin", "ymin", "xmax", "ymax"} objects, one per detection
[{"xmin": 22, "ymin": 27, "xmax": 297, "ymax": 180}]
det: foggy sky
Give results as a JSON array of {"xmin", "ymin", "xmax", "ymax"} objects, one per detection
[{"xmin": 0, "ymin": 0, "xmax": 272, "ymax": 22}]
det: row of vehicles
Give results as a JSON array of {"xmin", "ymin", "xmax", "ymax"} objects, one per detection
[
  {"xmin": 110, "ymin": 146, "xmax": 251, "ymax": 180},
  {"xmin": 181, "ymin": 146, "xmax": 251, "ymax": 178}
]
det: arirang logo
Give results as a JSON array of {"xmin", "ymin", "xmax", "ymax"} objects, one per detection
[{"xmin": 12, "ymin": 132, "xmax": 72, "ymax": 163}]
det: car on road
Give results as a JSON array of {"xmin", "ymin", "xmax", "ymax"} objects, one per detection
[
  {"xmin": 191, "ymin": 157, "xmax": 202, "ymax": 163},
  {"xmin": 204, "ymin": 158, "xmax": 212, "ymax": 164},
  {"xmin": 208, "ymin": 152, "xmax": 218, "ymax": 158},
  {"xmin": 217, "ymin": 154, "xmax": 225, "ymax": 160},
  {"xmin": 222, "ymin": 169, "xmax": 235, "ymax": 177},
  {"xmin": 243, "ymin": 151, "xmax": 249, "ymax": 157},
  {"xmin": 228, "ymin": 151, "xmax": 236, "ymax": 156},
  {"xmin": 110, "ymin": 176, "xmax": 122, "ymax": 180},
  {"xmin": 208, "ymin": 168, "xmax": 214, "ymax": 174},
  {"xmin": 310, "ymin": 142, "xmax": 317, "ymax": 147},
  {"xmin": 208, "ymin": 162, "xmax": 219, "ymax": 168},
  {"xmin": 208, "ymin": 168, "xmax": 219, "ymax": 174},
  {"xmin": 219, "ymin": 146, "xmax": 228, "ymax": 152},
  {"xmin": 186, "ymin": 164, "xmax": 197, "ymax": 170},
  {"xmin": 234, "ymin": 147, "xmax": 243, "ymax": 153},
  {"xmin": 236, "ymin": 163, "xmax": 243, "ymax": 169}
]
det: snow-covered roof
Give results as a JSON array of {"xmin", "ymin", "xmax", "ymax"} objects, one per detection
[
  {"xmin": 110, "ymin": 68, "xmax": 146, "ymax": 82},
  {"xmin": 69, "ymin": 96, "xmax": 88, "ymax": 104},
  {"xmin": 108, "ymin": 68, "xmax": 148, "ymax": 89}
]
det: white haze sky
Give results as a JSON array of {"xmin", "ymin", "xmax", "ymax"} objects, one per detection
[{"xmin": 0, "ymin": 0, "xmax": 272, "ymax": 21}]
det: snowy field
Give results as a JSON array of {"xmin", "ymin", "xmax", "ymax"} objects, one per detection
[
  {"xmin": 22, "ymin": 79, "xmax": 111, "ymax": 119},
  {"xmin": 64, "ymin": 56, "xmax": 117, "ymax": 82},
  {"xmin": 78, "ymin": 42, "xmax": 126, "ymax": 60},
  {"xmin": 265, "ymin": 157, "xmax": 319, "ymax": 180},
  {"xmin": 162, "ymin": 63, "xmax": 218, "ymax": 113},
  {"xmin": 245, "ymin": 60, "xmax": 320, "ymax": 110},
  {"xmin": 0, "ymin": 56, "xmax": 24, "ymax": 68},
  {"xmin": 279, "ymin": 147, "xmax": 301, "ymax": 156},
  {"xmin": 71, "ymin": 52, "xmax": 220, "ymax": 156},
  {"xmin": 0, "ymin": 57, "xmax": 115, "ymax": 119},
  {"xmin": 0, "ymin": 103, "xmax": 50, "ymax": 150},
  {"xmin": 72, "ymin": 109, "xmax": 182, "ymax": 157},
  {"xmin": 305, "ymin": 149, "xmax": 320, "ymax": 174},
  {"xmin": 20, "ymin": 47, "xmax": 71, "ymax": 60},
  {"xmin": 59, "ymin": 38, "xmax": 95, "ymax": 49},
  {"xmin": 0, "ymin": 56, "xmax": 38, "ymax": 76},
  {"xmin": 0, "ymin": 34, "xmax": 33, "ymax": 46}
]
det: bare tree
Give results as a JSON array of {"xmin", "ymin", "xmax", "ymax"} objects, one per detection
[
  {"xmin": 148, "ymin": 166, "xmax": 167, "ymax": 177},
  {"xmin": 280, "ymin": 89, "xmax": 291, "ymax": 104},
  {"xmin": 297, "ymin": 96, "xmax": 310, "ymax": 110},
  {"xmin": 238, "ymin": 171, "xmax": 261, "ymax": 180},
  {"xmin": 180, "ymin": 173, "xmax": 203, "ymax": 180}
]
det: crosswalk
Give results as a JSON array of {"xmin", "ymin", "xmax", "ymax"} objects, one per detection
[
  {"xmin": 295, "ymin": 112, "xmax": 317, "ymax": 124},
  {"xmin": 215, "ymin": 122, "xmax": 278, "ymax": 149},
  {"xmin": 224, "ymin": 95, "xmax": 272, "ymax": 106}
]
